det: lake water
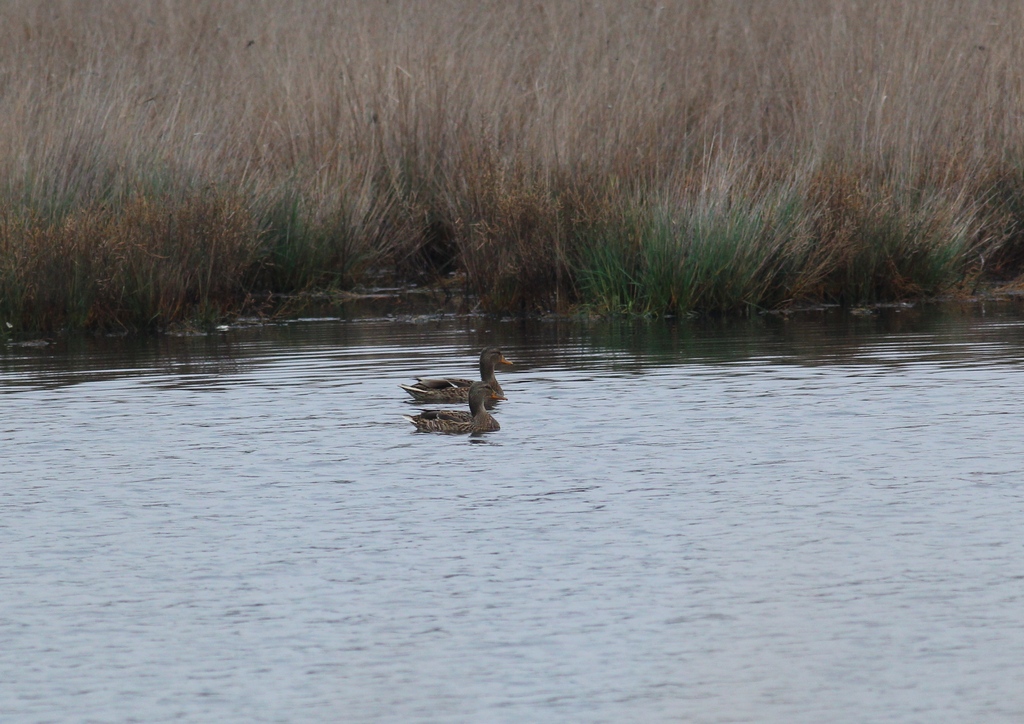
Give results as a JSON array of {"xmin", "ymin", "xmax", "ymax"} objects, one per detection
[{"xmin": 2, "ymin": 302, "xmax": 1024, "ymax": 723}]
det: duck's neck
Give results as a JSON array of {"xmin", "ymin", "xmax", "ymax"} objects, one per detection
[
  {"xmin": 469, "ymin": 392, "xmax": 490, "ymax": 419},
  {"xmin": 480, "ymin": 360, "xmax": 502, "ymax": 394}
]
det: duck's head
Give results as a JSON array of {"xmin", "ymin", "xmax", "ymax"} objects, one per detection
[
  {"xmin": 480, "ymin": 347, "xmax": 513, "ymax": 368},
  {"xmin": 468, "ymin": 380, "xmax": 507, "ymax": 410}
]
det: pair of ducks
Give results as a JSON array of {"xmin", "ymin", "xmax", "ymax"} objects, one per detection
[{"xmin": 401, "ymin": 348, "xmax": 513, "ymax": 433}]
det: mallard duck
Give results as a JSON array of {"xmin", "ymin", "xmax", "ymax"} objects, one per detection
[
  {"xmin": 400, "ymin": 347, "xmax": 513, "ymax": 403},
  {"xmin": 403, "ymin": 381, "xmax": 506, "ymax": 433}
]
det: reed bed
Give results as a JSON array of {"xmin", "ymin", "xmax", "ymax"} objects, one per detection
[{"xmin": 2, "ymin": 0, "xmax": 1024, "ymax": 331}]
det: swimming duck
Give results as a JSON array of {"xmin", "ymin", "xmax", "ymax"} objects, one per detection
[
  {"xmin": 403, "ymin": 381, "xmax": 506, "ymax": 433},
  {"xmin": 400, "ymin": 347, "xmax": 513, "ymax": 403}
]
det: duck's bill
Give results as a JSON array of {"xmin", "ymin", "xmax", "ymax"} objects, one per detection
[
  {"xmin": 498, "ymin": 354, "xmax": 513, "ymax": 365},
  {"xmin": 490, "ymin": 392, "xmax": 508, "ymax": 401}
]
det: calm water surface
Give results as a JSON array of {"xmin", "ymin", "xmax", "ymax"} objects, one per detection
[{"xmin": 2, "ymin": 304, "xmax": 1024, "ymax": 722}]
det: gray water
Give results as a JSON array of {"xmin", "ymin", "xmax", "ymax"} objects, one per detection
[{"xmin": 2, "ymin": 304, "xmax": 1024, "ymax": 723}]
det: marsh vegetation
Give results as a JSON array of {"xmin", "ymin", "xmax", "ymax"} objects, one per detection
[{"xmin": 3, "ymin": 0, "xmax": 1024, "ymax": 331}]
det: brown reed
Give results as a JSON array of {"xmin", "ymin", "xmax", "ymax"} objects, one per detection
[{"xmin": 2, "ymin": 1, "xmax": 1024, "ymax": 331}]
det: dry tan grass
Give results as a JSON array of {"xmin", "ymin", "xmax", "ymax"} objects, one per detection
[
  {"xmin": 2, "ymin": 1, "xmax": 1024, "ymax": 328},
  {"xmin": 0, "ymin": 193, "xmax": 257, "ymax": 330}
]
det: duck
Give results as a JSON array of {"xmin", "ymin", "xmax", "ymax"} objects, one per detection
[
  {"xmin": 403, "ymin": 381, "xmax": 506, "ymax": 433},
  {"xmin": 400, "ymin": 347, "xmax": 513, "ymax": 403}
]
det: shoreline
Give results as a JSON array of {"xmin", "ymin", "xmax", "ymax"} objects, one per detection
[{"xmin": 5, "ymin": 279, "xmax": 1024, "ymax": 347}]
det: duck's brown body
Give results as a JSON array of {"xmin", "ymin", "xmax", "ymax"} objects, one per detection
[
  {"xmin": 400, "ymin": 348, "xmax": 512, "ymax": 403},
  {"xmin": 404, "ymin": 381, "xmax": 505, "ymax": 433}
]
